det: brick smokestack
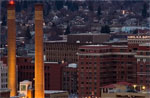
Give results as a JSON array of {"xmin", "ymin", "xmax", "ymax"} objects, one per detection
[
  {"xmin": 7, "ymin": 1, "xmax": 17, "ymax": 97},
  {"xmin": 34, "ymin": 4, "xmax": 44, "ymax": 98}
]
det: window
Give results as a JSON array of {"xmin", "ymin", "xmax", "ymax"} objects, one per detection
[
  {"xmin": 80, "ymin": 62, "xmax": 84, "ymax": 64},
  {"xmin": 21, "ymin": 85, "xmax": 26, "ymax": 91},
  {"xmin": 80, "ymin": 49, "xmax": 85, "ymax": 52},
  {"xmin": 146, "ymin": 65, "xmax": 150, "ymax": 68},
  {"xmin": 146, "ymin": 52, "xmax": 150, "ymax": 55}
]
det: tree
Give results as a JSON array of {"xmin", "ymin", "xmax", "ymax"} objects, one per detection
[
  {"xmin": 16, "ymin": 2, "xmax": 21, "ymax": 12},
  {"xmin": 64, "ymin": 25, "xmax": 71, "ymax": 35},
  {"xmin": 66, "ymin": 1, "xmax": 78, "ymax": 12},
  {"xmin": 97, "ymin": 6, "xmax": 102, "ymax": 16},
  {"xmin": 26, "ymin": 26, "xmax": 32, "ymax": 40},
  {"xmin": 88, "ymin": 1, "xmax": 94, "ymax": 12},
  {"xmin": 23, "ymin": 1, "xmax": 28, "ymax": 9},
  {"xmin": 44, "ymin": 3, "xmax": 51, "ymax": 16},
  {"xmin": 142, "ymin": 3, "xmax": 148, "ymax": 18},
  {"xmin": 133, "ymin": 29, "xmax": 138, "ymax": 34},
  {"xmin": 101, "ymin": 25, "xmax": 110, "ymax": 34},
  {"xmin": 2, "ymin": 16, "xmax": 6, "ymax": 26},
  {"xmin": 55, "ymin": 1, "xmax": 64, "ymax": 10}
]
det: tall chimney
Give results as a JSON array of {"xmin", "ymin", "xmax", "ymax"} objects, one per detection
[
  {"xmin": 7, "ymin": 1, "xmax": 17, "ymax": 97},
  {"xmin": 35, "ymin": 4, "xmax": 44, "ymax": 98}
]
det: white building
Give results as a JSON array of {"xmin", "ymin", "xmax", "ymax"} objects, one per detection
[
  {"xmin": 0, "ymin": 61, "xmax": 8, "ymax": 89},
  {"xmin": 19, "ymin": 80, "xmax": 32, "ymax": 98}
]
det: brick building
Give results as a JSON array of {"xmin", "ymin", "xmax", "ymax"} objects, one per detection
[
  {"xmin": 44, "ymin": 33, "xmax": 110, "ymax": 64},
  {"xmin": 0, "ymin": 89, "xmax": 10, "ymax": 98},
  {"xmin": 67, "ymin": 33, "xmax": 110, "ymax": 44},
  {"xmin": 128, "ymin": 35, "xmax": 150, "ymax": 51},
  {"xmin": 128, "ymin": 35, "xmax": 150, "ymax": 89},
  {"xmin": 77, "ymin": 45, "xmax": 137, "ymax": 97},
  {"xmin": 1, "ymin": 57, "xmax": 66, "ymax": 90},
  {"xmin": 44, "ymin": 41, "xmax": 85, "ymax": 63},
  {"xmin": 135, "ymin": 43, "xmax": 150, "ymax": 89},
  {"xmin": 62, "ymin": 63, "xmax": 77, "ymax": 94}
]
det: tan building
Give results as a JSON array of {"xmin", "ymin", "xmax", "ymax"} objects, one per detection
[
  {"xmin": 45, "ymin": 90, "xmax": 68, "ymax": 98},
  {"xmin": 101, "ymin": 82, "xmax": 149, "ymax": 98}
]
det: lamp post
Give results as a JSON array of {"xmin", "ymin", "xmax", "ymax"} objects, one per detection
[{"xmin": 133, "ymin": 84, "xmax": 137, "ymax": 91}]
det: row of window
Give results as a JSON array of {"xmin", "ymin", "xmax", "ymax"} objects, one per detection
[
  {"xmin": 1, "ymin": 73, "xmax": 7, "ymax": 77},
  {"xmin": 1, "ymin": 84, "xmax": 7, "ymax": 88},
  {"xmin": 80, "ymin": 61, "xmax": 134, "ymax": 65}
]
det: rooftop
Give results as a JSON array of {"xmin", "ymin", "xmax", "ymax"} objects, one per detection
[
  {"xmin": 44, "ymin": 62, "xmax": 58, "ymax": 64},
  {"xmin": 67, "ymin": 63, "xmax": 77, "ymax": 68},
  {"xmin": 139, "ymin": 43, "xmax": 150, "ymax": 47},
  {"xmin": 101, "ymin": 82, "xmax": 133, "ymax": 89},
  {"xmin": 0, "ymin": 89, "xmax": 10, "ymax": 93},
  {"xmin": 44, "ymin": 40, "xmax": 67, "ymax": 43},
  {"xmin": 45, "ymin": 90, "xmax": 67, "ymax": 94},
  {"xmin": 69, "ymin": 33, "xmax": 109, "ymax": 35},
  {"xmin": 20, "ymin": 80, "xmax": 31, "ymax": 84}
]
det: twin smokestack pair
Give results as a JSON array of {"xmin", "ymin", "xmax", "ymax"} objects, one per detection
[{"xmin": 7, "ymin": 2, "xmax": 44, "ymax": 98}]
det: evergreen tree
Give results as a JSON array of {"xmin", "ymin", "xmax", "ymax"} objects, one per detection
[
  {"xmin": 133, "ymin": 29, "xmax": 138, "ymax": 34},
  {"xmin": 66, "ymin": 1, "xmax": 78, "ymax": 12},
  {"xmin": 16, "ymin": 2, "xmax": 21, "ymax": 12},
  {"xmin": 88, "ymin": 2, "xmax": 94, "ymax": 12},
  {"xmin": 55, "ymin": 1, "xmax": 64, "ymax": 10},
  {"xmin": 26, "ymin": 26, "xmax": 32, "ymax": 40},
  {"xmin": 97, "ymin": 6, "xmax": 102, "ymax": 16},
  {"xmin": 2, "ymin": 16, "xmax": 6, "ymax": 26},
  {"xmin": 142, "ymin": 3, "xmax": 148, "ymax": 18},
  {"xmin": 64, "ymin": 25, "xmax": 71, "ymax": 35},
  {"xmin": 23, "ymin": 1, "xmax": 28, "ymax": 9},
  {"xmin": 101, "ymin": 25, "xmax": 110, "ymax": 34}
]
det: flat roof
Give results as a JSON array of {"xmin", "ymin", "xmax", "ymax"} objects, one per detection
[
  {"xmin": 69, "ymin": 33, "xmax": 109, "ymax": 35},
  {"xmin": 44, "ymin": 62, "xmax": 58, "ymax": 64},
  {"xmin": 44, "ymin": 40, "xmax": 67, "ymax": 43},
  {"xmin": 20, "ymin": 80, "xmax": 31, "ymax": 84},
  {"xmin": 68, "ymin": 63, "xmax": 77, "ymax": 68},
  {"xmin": 45, "ymin": 90, "xmax": 67, "ymax": 94},
  {"xmin": 112, "ymin": 45, "xmax": 128, "ymax": 47},
  {"xmin": 0, "ymin": 89, "xmax": 10, "ymax": 93},
  {"xmin": 81, "ymin": 44, "xmax": 108, "ymax": 47},
  {"xmin": 139, "ymin": 43, "xmax": 150, "ymax": 46}
]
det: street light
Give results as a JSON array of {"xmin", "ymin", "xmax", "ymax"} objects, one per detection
[
  {"xmin": 133, "ymin": 84, "xmax": 137, "ymax": 90},
  {"xmin": 142, "ymin": 86, "xmax": 146, "ymax": 90}
]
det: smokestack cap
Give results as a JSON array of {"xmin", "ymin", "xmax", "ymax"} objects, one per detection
[
  {"xmin": 7, "ymin": 1, "xmax": 15, "ymax": 10},
  {"xmin": 35, "ymin": 4, "xmax": 43, "ymax": 11}
]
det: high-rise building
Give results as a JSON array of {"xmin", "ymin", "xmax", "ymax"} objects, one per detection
[
  {"xmin": 77, "ymin": 45, "xmax": 137, "ymax": 97},
  {"xmin": 136, "ymin": 43, "xmax": 150, "ymax": 89}
]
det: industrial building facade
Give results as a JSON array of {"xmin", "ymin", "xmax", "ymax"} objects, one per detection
[{"xmin": 44, "ymin": 41, "xmax": 84, "ymax": 63}]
